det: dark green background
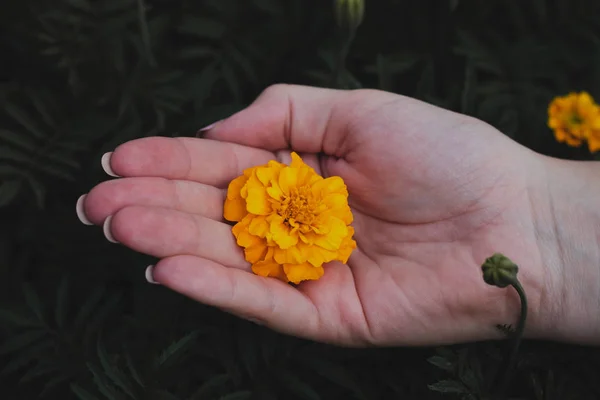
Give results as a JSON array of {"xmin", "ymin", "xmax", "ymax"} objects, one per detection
[{"xmin": 1, "ymin": 0, "xmax": 599, "ymax": 399}]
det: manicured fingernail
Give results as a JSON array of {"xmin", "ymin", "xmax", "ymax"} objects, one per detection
[
  {"xmin": 101, "ymin": 152, "xmax": 119, "ymax": 177},
  {"xmin": 145, "ymin": 265, "xmax": 160, "ymax": 284},
  {"xmin": 102, "ymin": 216, "xmax": 118, "ymax": 243},
  {"xmin": 76, "ymin": 194, "xmax": 93, "ymax": 225},
  {"xmin": 196, "ymin": 120, "xmax": 221, "ymax": 137}
]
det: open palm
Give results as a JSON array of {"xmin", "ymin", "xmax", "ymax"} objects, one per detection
[{"xmin": 78, "ymin": 85, "xmax": 547, "ymax": 347}]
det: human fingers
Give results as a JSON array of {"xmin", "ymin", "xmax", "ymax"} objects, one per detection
[
  {"xmin": 103, "ymin": 205, "xmax": 248, "ymax": 270},
  {"xmin": 76, "ymin": 177, "xmax": 226, "ymax": 226},
  {"xmin": 101, "ymin": 136, "xmax": 275, "ymax": 188},
  {"xmin": 148, "ymin": 254, "xmax": 321, "ymax": 338},
  {"xmin": 203, "ymin": 84, "xmax": 351, "ymax": 155}
]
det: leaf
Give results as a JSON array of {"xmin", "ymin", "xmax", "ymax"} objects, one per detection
[
  {"xmin": 25, "ymin": 174, "xmax": 47, "ymax": 209},
  {"xmin": 0, "ymin": 129, "xmax": 38, "ymax": 152},
  {"xmin": 454, "ymin": 30, "xmax": 504, "ymax": 77},
  {"xmin": 178, "ymin": 17, "xmax": 227, "ymax": 40},
  {"xmin": 87, "ymin": 361, "xmax": 119, "ymax": 399},
  {"xmin": 65, "ymin": 0, "xmax": 93, "ymax": 13},
  {"xmin": 0, "ymin": 179, "xmax": 22, "ymax": 207},
  {"xmin": 23, "ymin": 283, "xmax": 46, "ymax": 324},
  {"xmin": 39, "ymin": 374, "xmax": 72, "ymax": 398},
  {"xmin": 97, "ymin": 338, "xmax": 136, "ymax": 398},
  {"xmin": 3, "ymin": 103, "xmax": 46, "ymax": 139},
  {"xmin": 227, "ymin": 45, "xmax": 259, "ymax": 84},
  {"xmin": 0, "ymin": 329, "xmax": 48, "ymax": 355},
  {"xmin": 19, "ymin": 360, "xmax": 57, "ymax": 383},
  {"xmin": 190, "ymin": 374, "xmax": 229, "ymax": 399},
  {"xmin": 217, "ymin": 391, "xmax": 253, "ymax": 400},
  {"xmin": 149, "ymin": 390, "xmax": 183, "ymax": 400},
  {"xmin": 276, "ymin": 370, "xmax": 320, "ymax": 400},
  {"xmin": 428, "ymin": 355, "xmax": 455, "ymax": 373},
  {"xmin": 532, "ymin": 0, "xmax": 547, "ymax": 25},
  {"xmin": 82, "ymin": 291, "xmax": 123, "ymax": 350},
  {"xmin": 428, "ymin": 379, "xmax": 469, "ymax": 394},
  {"xmin": 124, "ymin": 349, "xmax": 145, "ymax": 388},
  {"xmin": 0, "ymin": 309, "xmax": 40, "ymax": 327},
  {"xmin": 0, "ymin": 340, "xmax": 54, "ymax": 375},
  {"xmin": 154, "ymin": 330, "xmax": 201, "ymax": 370},
  {"xmin": 71, "ymin": 383, "xmax": 102, "ymax": 400},
  {"xmin": 55, "ymin": 275, "xmax": 70, "ymax": 329},
  {"xmin": 73, "ymin": 286, "xmax": 105, "ymax": 331},
  {"xmin": 26, "ymin": 89, "xmax": 58, "ymax": 128},
  {"xmin": 461, "ymin": 59, "xmax": 477, "ymax": 115},
  {"xmin": 297, "ymin": 355, "xmax": 368, "ymax": 400},
  {"xmin": 189, "ymin": 62, "xmax": 219, "ymax": 109},
  {"xmin": 375, "ymin": 54, "xmax": 391, "ymax": 91},
  {"xmin": 179, "ymin": 47, "xmax": 215, "ymax": 60},
  {"xmin": 0, "ymin": 147, "xmax": 37, "ymax": 165},
  {"xmin": 253, "ymin": 0, "xmax": 283, "ymax": 15},
  {"xmin": 222, "ymin": 62, "xmax": 242, "ymax": 102}
]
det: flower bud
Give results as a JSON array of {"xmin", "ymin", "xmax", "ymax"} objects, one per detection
[
  {"xmin": 481, "ymin": 253, "xmax": 519, "ymax": 288},
  {"xmin": 334, "ymin": 0, "xmax": 365, "ymax": 32}
]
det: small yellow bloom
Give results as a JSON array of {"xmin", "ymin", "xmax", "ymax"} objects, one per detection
[
  {"xmin": 547, "ymin": 91, "xmax": 600, "ymax": 152},
  {"xmin": 224, "ymin": 152, "xmax": 356, "ymax": 284}
]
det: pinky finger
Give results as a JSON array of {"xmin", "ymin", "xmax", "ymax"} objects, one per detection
[{"xmin": 148, "ymin": 255, "xmax": 320, "ymax": 337}]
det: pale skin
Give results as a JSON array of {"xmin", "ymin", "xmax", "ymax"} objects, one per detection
[{"xmin": 76, "ymin": 84, "xmax": 600, "ymax": 347}]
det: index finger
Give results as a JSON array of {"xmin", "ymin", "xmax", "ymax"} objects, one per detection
[{"xmin": 104, "ymin": 137, "xmax": 275, "ymax": 188}]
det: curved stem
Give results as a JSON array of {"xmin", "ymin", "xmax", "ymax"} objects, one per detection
[{"xmin": 497, "ymin": 279, "xmax": 528, "ymax": 397}]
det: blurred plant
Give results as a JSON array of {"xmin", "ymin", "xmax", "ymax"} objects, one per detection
[
  {"xmin": 547, "ymin": 91, "xmax": 600, "ymax": 153},
  {"xmin": 331, "ymin": 0, "xmax": 365, "ymax": 88}
]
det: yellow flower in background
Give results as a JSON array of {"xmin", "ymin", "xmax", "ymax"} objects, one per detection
[
  {"xmin": 548, "ymin": 91, "xmax": 600, "ymax": 152},
  {"xmin": 224, "ymin": 152, "xmax": 356, "ymax": 284}
]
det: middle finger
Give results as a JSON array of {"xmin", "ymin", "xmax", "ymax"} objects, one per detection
[{"xmin": 77, "ymin": 177, "xmax": 226, "ymax": 225}]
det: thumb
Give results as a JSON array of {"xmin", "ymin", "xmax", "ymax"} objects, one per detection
[{"xmin": 201, "ymin": 84, "xmax": 348, "ymax": 154}]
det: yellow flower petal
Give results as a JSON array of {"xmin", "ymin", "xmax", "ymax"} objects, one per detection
[
  {"xmin": 253, "ymin": 251, "xmax": 288, "ymax": 282},
  {"xmin": 278, "ymin": 167, "xmax": 298, "ymax": 196},
  {"xmin": 223, "ymin": 175, "xmax": 250, "ymax": 222},
  {"xmin": 269, "ymin": 214, "xmax": 299, "ymax": 249},
  {"xmin": 248, "ymin": 215, "xmax": 269, "ymax": 237},
  {"xmin": 274, "ymin": 245, "xmax": 305, "ymax": 265},
  {"xmin": 283, "ymin": 262, "xmax": 324, "ymax": 284},
  {"xmin": 313, "ymin": 217, "xmax": 348, "ymax": 251},
  {"xmin": 246, "ymin": 186, "xmax": 271, "ymax": 215}
]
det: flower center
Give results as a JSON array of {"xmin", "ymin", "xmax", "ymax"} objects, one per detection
[
  {"xmin": 277, "ymin": 186, "xmax": 315, "ymax": 225},
  {"xmin": 567, "ymin": 113, "xmax": 583, "ymax": 127}
]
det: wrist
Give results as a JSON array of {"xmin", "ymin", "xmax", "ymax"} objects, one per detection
[{"xmin": 527, "ymin": 155, "xmax": 600, "ymax": 345}]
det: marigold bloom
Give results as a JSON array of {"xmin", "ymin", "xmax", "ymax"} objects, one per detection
[
  {"xmin": 547, "ymin": 91, "xmax": 600, "ymax": 152},
  {"xmin": 224, "ymin": 152, "xmax": 356, "ymax": 284}
]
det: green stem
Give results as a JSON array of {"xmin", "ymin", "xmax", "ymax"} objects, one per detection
[
  {"xmin": 136, "ymin": 0, "xmax": 156, "ymax": 67},
  {"xmin": 331, "ymin": 29, "xmax": 355, "ymax": 88},
  {"xmin": 497, "ymin": 279, "xmax": 528, "ymax": 397}
]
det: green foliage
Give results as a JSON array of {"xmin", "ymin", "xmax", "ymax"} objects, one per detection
[{"xmin": 2, "ymin": 0, "xmax": 600, "ymax": 399}]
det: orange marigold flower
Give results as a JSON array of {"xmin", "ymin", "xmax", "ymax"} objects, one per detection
[
  {"xmin": 223, "ymin": 152, "xmax": 356, "ymax": 284},
  {"xmin": 547, "ymin": 91, "xmax": 600, "ymax": 152}
]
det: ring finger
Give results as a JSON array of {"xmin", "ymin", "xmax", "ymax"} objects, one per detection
[{"xmin": 104, "ymin": 205, "xmax": 249, "ymax": 270}]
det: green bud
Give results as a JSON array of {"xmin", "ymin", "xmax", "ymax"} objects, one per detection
[
  {"xmin": 334, "ymin": 0, "xmax": 365, "ymax": 32},
  {"xmin": 481, "ymin": 253, "xmax": 519, "ymax": 288}
]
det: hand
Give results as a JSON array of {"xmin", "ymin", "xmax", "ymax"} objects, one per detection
[{"xmin": 76, "ymin": 84, "xmax": 597, "ymax": 347}]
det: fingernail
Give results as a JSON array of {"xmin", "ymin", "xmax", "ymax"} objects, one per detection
[
  {"xmin": 196, "ymin": 120, "xmax": 221, "ymax": 137},
  {"xmin": 247, "ymin": 317, "xmax": 263, "ymax": 326},
  {"xmin": 101, "ymin": 152, "xmax": 119, "ymax": 177},
  {"xmin": 76, "ymin": 194, "xmax": 93, "ymax": 225},
  {"xmin": 145, "ymin": 265, "xmax": 160, "ymax": 284},
  {"xmin": 103, "ymin": 216, "xmax": 118, "ymax": 243}
]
